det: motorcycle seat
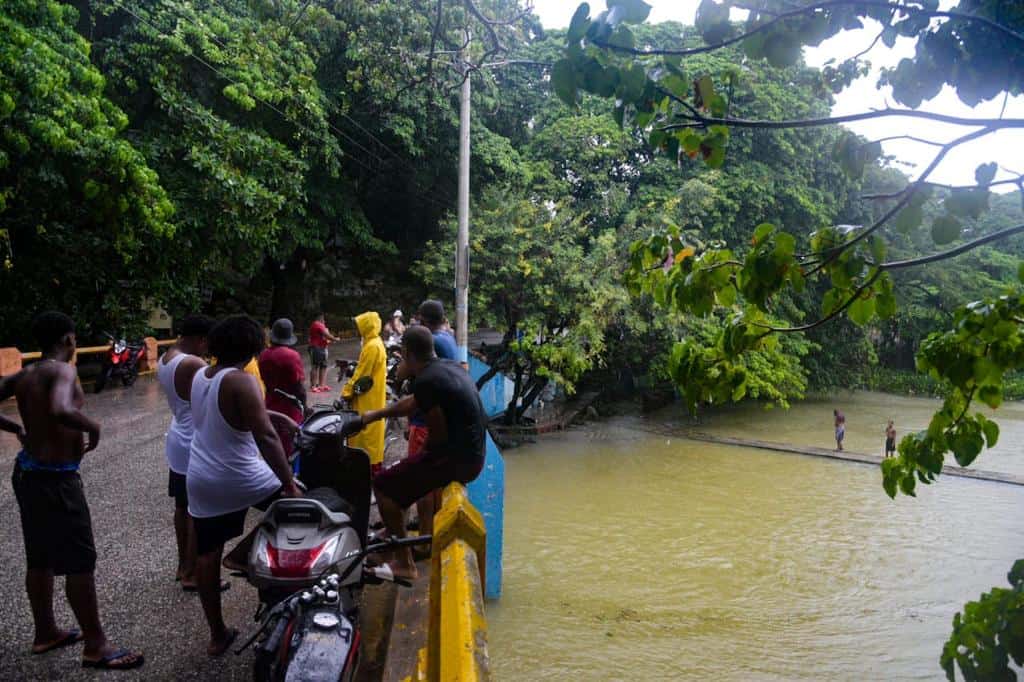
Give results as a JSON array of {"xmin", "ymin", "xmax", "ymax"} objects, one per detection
[{"xmin": 305, "ymin": 486, "xmax": 356, "ymax": 518}]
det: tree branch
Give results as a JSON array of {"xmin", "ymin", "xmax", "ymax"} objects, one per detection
[
  {"xmin": 866, "ymin": 134, "xmax": 946, "ymax": 147},
  {"xmin": 593, "ymin": 0, "xmax": 1024, "ymax": 58},
  {"xmin": 880, "ymin": 223, "xmax": 1024, "ymax": 270},
  {"xmin": 756, "ymin": 270, "xmax": 883, "ymax": 333},
  {"xmin": 862, "ymin": 175, "xmax": 1024, "ymax": 200},
  {"xmin": 660, "ymin": 109, "xmax": 1024, "ymax": 132},
  {"xmin": 757, "ymin": 224, "xmax": 1024, "ymax": 334},
  {"xmin": 806, "ymin": 126, "xmax": 996, "ymax": 275}
]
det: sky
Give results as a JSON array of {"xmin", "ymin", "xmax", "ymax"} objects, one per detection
[{"xmin": 530, "ymin": 0, "xmax": 1024, "ymax": 192}]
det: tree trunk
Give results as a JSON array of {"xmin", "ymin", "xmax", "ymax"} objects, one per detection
[{"xmin": 515, "ymin": 378, "xmax": 548, "ymax": 422}]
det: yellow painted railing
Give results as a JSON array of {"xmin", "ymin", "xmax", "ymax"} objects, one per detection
[{"xmin": 412, "ymin": 482, "xmax": 490, "ymax": 682}]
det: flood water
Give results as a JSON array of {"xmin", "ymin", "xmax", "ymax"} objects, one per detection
[{"xmin": 487, "ymin": 393, "xmax": 1024, "ymax": 680}]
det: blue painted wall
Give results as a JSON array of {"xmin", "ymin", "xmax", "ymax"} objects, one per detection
[{"xmin": 467, "ymin": 355, "xmax": 505, "ymax": 599}]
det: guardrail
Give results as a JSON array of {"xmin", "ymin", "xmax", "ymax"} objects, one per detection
[
  {"xmin": 416, "ymin": 482, "xmax": 490, "ymax": 682},
  {"xmin": 0, "ymin": 338, "xmax": 176, "ymax": 379}
]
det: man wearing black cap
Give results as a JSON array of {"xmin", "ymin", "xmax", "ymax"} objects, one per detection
[{"xmin": 258, "ymin": 319, "xmax": 306, "ymax": 454}]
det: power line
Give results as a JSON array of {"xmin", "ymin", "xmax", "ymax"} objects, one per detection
[
  {"xmin": 108, "ymin": 0, "xmax": 456, "ymax": 212},
  {"xmin": 135, "ymin": 0, "xmax": 458, "ymax": 207}
]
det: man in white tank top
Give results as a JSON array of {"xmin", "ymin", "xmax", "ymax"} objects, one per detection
[
  {"xmin": 187, "ymin": 315, "xmax": 302, "ymax": 656},
  {"xmin": 156, "ymin": 315, "xmax": 214, "ymax": 591}
]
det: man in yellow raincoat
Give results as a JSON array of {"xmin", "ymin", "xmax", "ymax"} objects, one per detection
[{"xmin": 342, "ymin": 312, "xmax": 386, "ymax": 473}]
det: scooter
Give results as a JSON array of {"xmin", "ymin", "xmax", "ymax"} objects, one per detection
[
  {"xmin": 243, "ymin": 380, "xmax": 427, "ymax": 681},
  {"xmin": 94, "ymin": 333, "xmax": 146, "ymax": 393}
]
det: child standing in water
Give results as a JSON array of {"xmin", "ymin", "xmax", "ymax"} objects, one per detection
[
  {"xmin": 833, "ymin": 409, "xmax": 846, "ymax": 451},
  {"xmin": 885, "ymin": 420, "xmax": 897, "ymax": 457}
]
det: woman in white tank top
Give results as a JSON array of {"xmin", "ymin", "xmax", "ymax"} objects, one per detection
[
  {"xmin": 157, "ymin": 352, "xmax": 194, "ymax": 474},
  {"xmin": 186, "ymin": 315, "xmax": 301, "ymax": 657},
  {"xmin": 155, "ymin": 316, "xmax": 214, "ymax": 589},
  {"xmin": 187, "ymin": 368, "xmax": 281, "ymax": 518}
]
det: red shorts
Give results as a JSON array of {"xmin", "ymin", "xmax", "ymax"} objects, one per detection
[
  {"xmin": 407, "ymin": 424, "xmax": 429, "ymax": 456},
  {"xmin": 373, "ymin": 446, "xmax": 483, "ymax": 509}
]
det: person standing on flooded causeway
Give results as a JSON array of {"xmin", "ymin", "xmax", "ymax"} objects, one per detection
[
  {"xmin": 885, "ymin": 419, "xmax": 897, "ymax": 457},
  {"xmin": 834, "ymin": 409, "xmax": 846, "ymax": 451},
  {"xmin": 0, "ymin": 311, "xmax": 143, "ymax": 670}
]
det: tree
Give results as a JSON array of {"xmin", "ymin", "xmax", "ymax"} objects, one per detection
[
  {"xmin": 0, "ymin": 0, "xmax": 173, "ymax": 344},
  {"xmin": 416, "ymin": 187, "xmax": 627, "ymax": 424},
  {"xmin": 555, "ymin": 1, "xmax": 1024, "ymax": 677}
]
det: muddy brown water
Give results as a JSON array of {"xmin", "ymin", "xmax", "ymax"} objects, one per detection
[{"xmin": 488, "ymin": 393, "xmax": 1024, "ymax": 680}]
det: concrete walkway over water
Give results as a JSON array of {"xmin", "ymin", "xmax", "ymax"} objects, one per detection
[{"xmin": 679, "ymin": 432, "xmax": 1024, "ymax": 487}]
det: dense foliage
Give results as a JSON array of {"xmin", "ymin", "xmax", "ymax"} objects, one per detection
[
  {"xmin": 557, "ymin": 0, "xmax": 1024, "ymax": 676},
  {"xmin": 0, "ymin": 0, "xmax": 174, "ymax": 339}
]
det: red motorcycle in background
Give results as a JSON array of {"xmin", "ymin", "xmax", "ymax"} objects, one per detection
[{"xmin": 94, "ymin": 333, "xmax": 146, "ymax": 393}]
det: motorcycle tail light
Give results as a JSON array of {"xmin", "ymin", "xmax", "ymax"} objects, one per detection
[{"xmin": 266, "ymin": 541, "xmax": 328, "ymax": 578}]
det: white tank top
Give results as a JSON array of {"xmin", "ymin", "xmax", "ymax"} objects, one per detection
[
  {"xmin": 157, "ymin": 352, "xmax": 194, "ymax": 474},
  {"xmin": 186, "ymin": 368, "xmax": 281, "ymax": 518}
]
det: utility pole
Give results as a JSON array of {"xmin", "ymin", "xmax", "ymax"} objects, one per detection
[{"xmin": 455, "ymin": 33, "xmax": 471, "ymax": 365}]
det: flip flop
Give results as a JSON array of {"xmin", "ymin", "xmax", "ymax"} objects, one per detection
[
  {"xmin": 33, "ymin": 629, "xmax": 82, "ymax": 655},
  {"xmin": 82, "ymin": 648, "xmax": 145, "ymax": 670},
  {"xmin": 182, "ymin": 579, "xmax": 231, "ymax": 593},
  {"xmin": 208, "ymin": 628, "xmax": 239, "ymax": 657}
]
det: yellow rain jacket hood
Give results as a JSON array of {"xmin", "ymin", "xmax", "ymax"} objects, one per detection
[{"xmin": 343, "ymin": 312, "xmax": 386, "ymax": 466}]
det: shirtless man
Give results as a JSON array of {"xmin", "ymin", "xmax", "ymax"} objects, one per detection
[
  {"xmin": 0, "ymin": 311, "xmax": 143, "ymax": 670},
  {"xmin": 834, "ymin": 409, "xmax": 846, "ymax": 451}
]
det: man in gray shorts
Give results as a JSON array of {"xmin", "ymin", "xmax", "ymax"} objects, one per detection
[{"xmin": 308, "ymin": 312, "xmax": 339, "ymax": 393}]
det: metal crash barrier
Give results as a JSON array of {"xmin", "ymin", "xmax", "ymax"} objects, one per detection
[
  {"xmin": 0, "ymin": 338, "xmax": 176, "ymax": 381},
  {"xmin": 413, "ymin": 482, "xmax": 490, "ymax": 682}
]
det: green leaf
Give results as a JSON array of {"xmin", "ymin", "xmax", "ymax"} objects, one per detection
[
  {"xmin": 551, "ymin": 59, "xmax": 578, "ymax": 106},
  {"xmin": 764, "ymin": 34, "xmax": 801, "ymax": 68},
  {"xmin": 607, "ymin": 0, "xmax": 652, "ymax": 24},
  {"xmin": 618, "ymin": 63, "xmax": 647, "ymax": 103},
  {"xmin": 931, "ymin": 215, "xmax": 961, "ymax": 245},
  {"xmin": 696, "ymin": 75, "xmax": 716, "ymax": 109},
  {"xmin": 945, "ymin": 188, "xmax": 989, "ymax": 219},
  {"xmin": 893, "ymin": 201, "xmax": 923, "ymax": 234},
  {"xmin": 695, "ymin": 0, "xmax": 732, "ymax": 44},
  {"xmin": 870, "ymin": 235, "xmax": 886, "ymax": 263},
  {"xmin": 974, "ymin": 161, "xmax": 998, "ymax": 187},
  {"xmin": 607, "ymin": 25, "xmax": 635, "ymax": 50},
  {"xmin": 979, "ymin": 385, "xmax": 1003, "ymax": 410},
  {"xmin": 752, "ymin": 222, "xmax": 774, "ymax": 245},
  {"xmin": 774, "ymin": 231, "xmax": 795, "ymax": 258},
  {"xmin": 1018, "ymin": 262, "xmax": 1024, "ymax": 284},
  {"xmin": 848, "ymin": 294, "xmax": 875, "ymax": 326},
  {"xmin": 567, "ymin": 4, "xmax": 592, "ymax": 43}
]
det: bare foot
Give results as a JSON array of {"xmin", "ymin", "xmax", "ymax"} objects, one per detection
[{"xmin": 207, "ymin": 628, "xmax": 239, "ymax": 657}]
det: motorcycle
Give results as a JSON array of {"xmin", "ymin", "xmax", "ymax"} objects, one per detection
[
  {"xmin": 94, "ymin": 333, "xmax": 146, "ymax": 393},
  {"xmin": 243, "ymin": 379, "xmax": 427, "ymax": 681}
]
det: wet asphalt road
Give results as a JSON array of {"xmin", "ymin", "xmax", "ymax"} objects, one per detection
[{"xmin": 0, "ymin": 342, "xmax": 365, "ymax": 681}]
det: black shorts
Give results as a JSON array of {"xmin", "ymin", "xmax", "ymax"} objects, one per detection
[
  {"xmin": 309, "ymin": 346, "xmax": 327, "ymax": 369},
  {"xmin": 12, "ymin": 465, "xmax": 97, "ymax": 575},
  {"xmin": 168, "ymin": 470, "xmax": 188, "ymax": 509},
  {"xmin": 373, "ymin": 447, "xmax": 484, "ymax": 509},
  {"xmin": 192, "ymin": 490, "xmax": 281, "ymax": 556},
  {"xmin": 885, "ymin": 438, "xmax": 896, "ymax": 452}
]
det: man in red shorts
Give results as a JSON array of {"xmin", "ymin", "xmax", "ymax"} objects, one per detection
[{"xmin": 359, "ymin": 326, "xmax": 486, "ymax": 582}]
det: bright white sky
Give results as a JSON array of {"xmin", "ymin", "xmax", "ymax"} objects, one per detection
[{"xmin": 531, "ymin": 0, "xmax": 1024, "ymax": 191}]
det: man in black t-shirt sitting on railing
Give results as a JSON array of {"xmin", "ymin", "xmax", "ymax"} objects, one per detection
[{"xmin": 358, "ymin": 325, "xmax": 486, "ymax": 582}]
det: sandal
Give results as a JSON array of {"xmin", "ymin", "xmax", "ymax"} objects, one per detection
[
  {"xmin": 33, "ymin": 629, "xmax": 82, "ymax": 655},
  {"xmin": 82, "ymin": 648, "xmax": 145, "ymax": 670}
]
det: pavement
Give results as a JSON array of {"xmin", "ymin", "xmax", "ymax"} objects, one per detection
[{"xmin": 0, "ymin": 339, "xmax": 378, "ymax": 681}]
